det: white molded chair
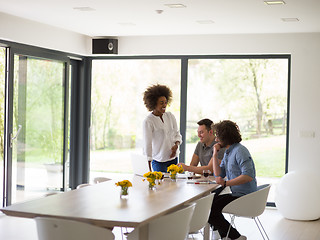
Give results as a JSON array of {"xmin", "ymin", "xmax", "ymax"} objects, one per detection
[
  {"xmin": 222, "ymin": 184, "xmax": 271, "ymax": 240},
  {"xmin": 44, "ymin": 192, "xmax": 60, "ymax": 197},
  {"xmin": 93, "ymin": 177, "xmax": 112, "ymax": 184},
  {"xmin": 35, "ymin": 217, "xmax": 115, "ymax": 240},
  {"xmin": 188, "ymin": 193, "xmax": 215, "ymax": 238},
  {"xmin": 127, "ymin": 203, "xmax": 196, "ymax": 240},
  {"xmin": 76, "ymin": 183, "xmax": 92, "ymax": 189}
]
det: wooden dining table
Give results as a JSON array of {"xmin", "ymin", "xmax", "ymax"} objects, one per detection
[{"xmin": 1, "ymin": 174, "xmax": 219, "ymax": 240}]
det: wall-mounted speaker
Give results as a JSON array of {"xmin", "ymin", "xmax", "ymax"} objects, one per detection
[{"xmin": 92, "ymin": 39, "xmax": 118, "ymax": 54}]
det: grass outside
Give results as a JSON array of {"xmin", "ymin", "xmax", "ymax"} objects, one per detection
[
  {"xmin": 89, "ymin": 135, "xmax": 287, "ymax": 179},
  {"xmin": 243, "ymin": 135, "xmax": 286, "ymax": 178},
  {"xmin": 2, "ymin": 135, "xmax": 286, "ymax": 178}
]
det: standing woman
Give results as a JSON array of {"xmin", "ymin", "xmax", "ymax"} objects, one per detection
[{"xmin": 143, "ymin": 84, "xmax": 182, "ymax": 172}]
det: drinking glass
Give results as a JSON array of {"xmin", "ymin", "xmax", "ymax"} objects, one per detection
[
  {"xmin": 203, "ymin": 170, "xmax": 210, "ymax": 182},
  {"xmin": 186, "ymin": 171, "xmax": 194, "ymax": 180}
]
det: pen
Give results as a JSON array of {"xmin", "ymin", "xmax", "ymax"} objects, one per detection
[{"xmin": 187, "ymin": 181, "xmax": 216, "ymax": 184}]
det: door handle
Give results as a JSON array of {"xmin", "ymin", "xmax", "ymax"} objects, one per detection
[{"xmin": 10, "ymin": 124, "xmax": 22, "ymax": 148}]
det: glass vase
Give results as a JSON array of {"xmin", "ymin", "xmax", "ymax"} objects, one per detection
[
  {"xmin": 170, "ymin": 173, "xmax": 177, "ymax": 181},
  {"xmin": 149, "ymin": 181, "xmax": 156, "ymax": 190},
  {"xmin": 120, "ymin": 186, "xmax": 129, "ymax": 199}
]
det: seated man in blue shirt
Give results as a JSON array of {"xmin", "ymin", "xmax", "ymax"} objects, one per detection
[{"xmin": 209, "ymin": 120, "xmax": 257, "ymax": 240}]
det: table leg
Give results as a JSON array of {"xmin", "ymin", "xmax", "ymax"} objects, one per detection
[
  {"xmin": 204, "ymin": 222, "xmax": 210, "ymax": 240},
  {"xmin": 138, "ymin": 224, "xmax": 149, "ymax": 240}
]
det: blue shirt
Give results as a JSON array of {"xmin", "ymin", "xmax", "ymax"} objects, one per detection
[{"xmin": 219, "ymin": 143, "xmax": 257, "ymax": 196}]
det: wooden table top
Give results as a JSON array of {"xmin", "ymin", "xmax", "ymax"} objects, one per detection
[{"xmin": 1, "ymin": 175, "xmax": 219, "ymax": 228}]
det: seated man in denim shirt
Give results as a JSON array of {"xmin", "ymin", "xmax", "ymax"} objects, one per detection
[{"xmin": 209, "ymin": 120, "xmax": 257, "ymax": 240}]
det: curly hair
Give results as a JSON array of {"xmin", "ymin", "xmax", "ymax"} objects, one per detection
[
  {"xmin": 143, "ymin": 84, "xmax": 172, "ymax": 111},
  {"xmin": 211, "ymin": 120, "xmax": 242, "ymax": 145}
]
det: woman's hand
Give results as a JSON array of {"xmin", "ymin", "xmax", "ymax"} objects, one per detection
[{"xmin": 170, "ymin": 144, "xmax": 178, "ymax": 158}]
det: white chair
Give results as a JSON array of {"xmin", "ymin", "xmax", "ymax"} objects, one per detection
[
  {"xmin": 0, "ymin": 215, "xmax": 38, "ymax": 240},
  {"xmin": 127, "ymin": 203, "xmax": 196, "ymax": 240},
  {"xmin": 76, "ymin": 183, "xmax": 92, "ymax": 189},
  {"xmin": 93, "ymin": 177, "xmax": 111, "ymax": 184},
  {"xmin": 35, "ymin": 217, "xmax": 115, "ymax": 240},
  {"xmin": 222, "ymin": 184, "xmax": 271, "ymax": 240},
  {"xmin": 44, "ymin": 192, "xmax": 60, "ymax": 197},
  {"xmin": 188, "ymin": 193, "xmax": 215, "ymax": 239}
]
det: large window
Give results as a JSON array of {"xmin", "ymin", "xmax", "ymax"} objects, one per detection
[
  {"xmin": 90, "ymin": 56, "xmax": 289, "ymax": 203},
  {"xmin": 186, "ymin": 58, "xmax": 289, "ymax": 203},
  {"xmin": 1, "ymin": 41, "xmax": 289, "ymax": 207},
  {"xmin": 90, "ymin": 59, "xmax": 181, "ymax": 179}
]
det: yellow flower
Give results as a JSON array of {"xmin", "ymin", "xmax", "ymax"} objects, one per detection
[
  {"xmin": 155, "ymin": 171, "xmax": 163, "ymax": 180},
  {"xmin": 115, "ymin": 180, "xmax": 132, "ymax": 188},
  {"xmin": 143, "ymin": 171, "xmax": 163, "ymax": 185},
  {"xmin": 143, "ymin": 171, "xmax": 156, "ymax": 179},
  {"xmin": 167, "ymin": 164, "xmax": 184, "ymax": 174}
]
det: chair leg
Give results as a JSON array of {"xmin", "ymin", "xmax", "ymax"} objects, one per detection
[
  {"xmin": 226, "ymin": 215, "xmax": 236, "ymax": 239},
  {"xmin": 254, "ymin": 217, "xmax": 270, "ymax": 240},
  {"xmin": 203, "ymin": 223, "xmax": 210, "ymax": 239}
]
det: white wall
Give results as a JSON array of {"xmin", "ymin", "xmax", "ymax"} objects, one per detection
[
  {"xmin": 1, "ymin": 12, "xmax": 320, "ymax": 172},
  {"xmin": 0, "ymin": 12, "xmax": 91, "ymax": 55}
]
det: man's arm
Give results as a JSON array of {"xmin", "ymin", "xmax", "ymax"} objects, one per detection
[
  {"xmin": 212, "ymin": 143, "xmax": 222, "ymax": 177},
  {"xmin": 189, "ymin": 154, "xmax": 200, "ymax": 166},
  {"xmin": 216, "ymin": 174, "xmax": 253, "ymax": 186},
  {"xmin": 179, "ymin": 154, "xmax": 213, "ymax": 174},
  {"xmin": 178, "ymin": 154, "xmax": 199, "ymax": 173}
]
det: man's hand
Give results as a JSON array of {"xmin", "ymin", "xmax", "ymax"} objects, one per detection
[
  {"xmin": 215, "ymin": 176, "xmax": 224, "ymax": 186},
  {"xmin": 177, "ymin": 163, "xmax": 189, "ymax": 171},
  {"xmin": 213, "ymin": 143, "xmax": 221, "ymax": 156}
]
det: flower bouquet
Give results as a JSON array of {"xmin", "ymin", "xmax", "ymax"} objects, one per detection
[
  {"xmin": 167, "ymin": 164, "xmax": 184, "ymax": 181},
  {"xmin": 115, "ymin": 180, "xmax": 132, "ymax": 198},
  {"xmin": 143, "ymin": 171, "xmax": 163, "ymax": 190}
]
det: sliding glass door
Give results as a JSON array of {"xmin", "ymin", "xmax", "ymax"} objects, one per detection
[
  {"xmin": 0, "ymin": 47, "xmax": 5, "ymax": 207},
  {"xmin": 7, "ymin": 53, "xmax": 67, "ymax": 204}
]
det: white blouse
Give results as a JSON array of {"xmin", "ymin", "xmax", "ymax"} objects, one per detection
[{"xmin": 143, "ymin": 112, "xmax": 182, "ymax": 162}]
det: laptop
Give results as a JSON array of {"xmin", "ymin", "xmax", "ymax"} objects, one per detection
[{"xmin": 131, "ymin": 153, "xmax": 150, "ymax": 176}]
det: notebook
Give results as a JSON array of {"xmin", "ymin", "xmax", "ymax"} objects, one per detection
[{"xmin": 131, "ymin": 153, "xmax": 150, "ymax": 176}]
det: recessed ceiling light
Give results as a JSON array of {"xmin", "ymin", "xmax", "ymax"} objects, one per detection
[
  {"xmin": 118, "ymin": 22, "xmax": 136, "ymax": 26},
  {"xmin": 196, "ymin": 20, "xmax": 215, "ymax": 24},
  {"xmin": 264, "ymin": 1, "xmax": 285, "ymax": 5},
  {"xmin": 281, "ymin": 18, "xmax": 299, "ymax": 22},
  {"xmin": 165, "ymin": 4, "xmax": 186, "ymax": 8},
  {"xmin": 73, "ymin": 7, "xmax": 96, "ymax": 11}
]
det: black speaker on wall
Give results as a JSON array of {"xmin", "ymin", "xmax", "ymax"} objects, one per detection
[{"xmin": 92, "ymin": 39, "xmax": 118, "ymax": 54}]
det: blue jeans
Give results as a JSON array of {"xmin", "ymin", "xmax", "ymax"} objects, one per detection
[{"xmin": 152, "ymin": 157, "xmax": 178, "ymax": 172}]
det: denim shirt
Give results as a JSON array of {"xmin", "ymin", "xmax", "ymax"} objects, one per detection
[{"xmin": 219, "ymin": 143, "xmax": 257, "ymax": 196}]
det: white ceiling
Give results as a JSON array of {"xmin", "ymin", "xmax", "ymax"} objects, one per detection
[{"xmin": 1, "ymin": 0, "xmax": 320, "ymax": 37}]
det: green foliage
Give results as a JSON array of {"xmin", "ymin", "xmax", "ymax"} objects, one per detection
[
  {"xmin": 90, "ymin": 59, "xmax": 181, "ymax": 151},
  {"xmin": 187, "ymin": 58, "xmax": 288, "ymax": 137},
  {"xmin": 13, "ymin": 56, "xmax": 64, "ymax": 164}
]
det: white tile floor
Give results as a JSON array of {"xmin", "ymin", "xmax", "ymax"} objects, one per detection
[
  {"xmin": 2, "ymin": 206, "xmax": 320, "ymax": 240},
  {"xmin": 109, "ymin": 207, "xmax": 320, "ymax": 240}
]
